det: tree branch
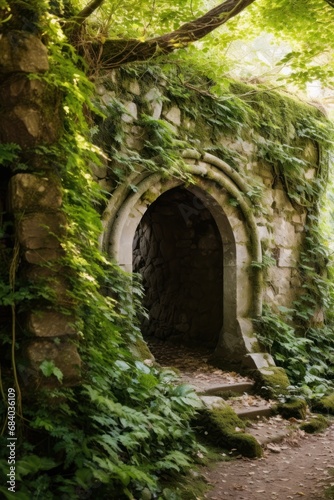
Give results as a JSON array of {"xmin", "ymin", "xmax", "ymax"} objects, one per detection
[
  {"xmin": 86, "ymin": 0, "xmax": 256, "ymax": 69},
  {"xmin": 70, "ymin": 0, "xmax": 105, "ymax": 28}
]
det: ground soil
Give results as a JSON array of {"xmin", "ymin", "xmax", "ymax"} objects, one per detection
[
  {"xmin": 203, "ymin": 423, "xmax": 334, "ymax": 499},
  {"xmin": 148, "ymin": 340, "xmax": 334, "ymax": 500}
]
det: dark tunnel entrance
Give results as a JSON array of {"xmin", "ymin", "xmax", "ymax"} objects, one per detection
[{"xmin": 133, "ymin": 187, "xmax": 224, "ymax": 350}]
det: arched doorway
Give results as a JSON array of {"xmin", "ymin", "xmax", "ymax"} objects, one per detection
[
  {"xmin": 101, "ymin": 153, "xmax": 272, "ymax": 370},
  {"xmin": 132, "ymin": 187, "xmax": 223, "ymax": 349}
]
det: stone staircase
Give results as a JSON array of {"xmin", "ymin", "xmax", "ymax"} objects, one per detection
[
  {"xmin": 195, "ymin": 379, "xmax": 293, "ymax": 450},
  {"xmin": 147, "ymin": 341, "xmax": 294, "ymax": 452},
  {"xmin": 195, "ymin": 380, "xmax": 272, "ymax": 419}
]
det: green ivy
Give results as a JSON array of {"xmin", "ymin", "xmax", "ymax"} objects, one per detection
[{"xmin": 0, "ymin": 6, "xmax": 202, "ymax": 499}]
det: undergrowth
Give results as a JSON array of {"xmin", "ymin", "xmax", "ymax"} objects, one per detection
[
  {"xmin": 1, "ymin": 1, "xmax": 334, "ymax": 497},
  {"xmin": 0, "ymin": 5, "xmax": 203, "ymax": 498}
]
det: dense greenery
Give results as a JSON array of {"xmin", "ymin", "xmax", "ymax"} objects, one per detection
[
  {"xmin": 1, "ymin": 0, "xmax": 334, "ymax": 497},
  {"xmin": 0, "ymin": 4, "xmax": 203, "ymax": 498}
]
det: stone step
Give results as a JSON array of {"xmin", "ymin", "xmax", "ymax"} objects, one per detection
[
  {"xmin": 246, "ymin": 416, "xmax": 294, "ymax": 447},
  {"xmin": 235, "ymin": 405, "xmax": 273, "ymax": 420},
  {"xmin": 201, "ymin": 382, "xmax": 254, "ymax": 396}
]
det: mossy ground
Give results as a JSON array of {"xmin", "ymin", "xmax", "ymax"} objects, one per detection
[
  {"xmin": 276, "ymin": 398, "xmax": 308, "ymax": 420},
  {"xmin": 325, "ymin": 469, "xmax": 334, "ymax": 499},
  {"xmin": 195, "ymin": 405, "xmax": 262, "ymax": 459},
  {"xmin": 314, "ymin": 393, "xmax": 334, "ymax": 415},
  {"xmin": 300, "ymin": 415, "xmax": 330, "ymax": 433}
]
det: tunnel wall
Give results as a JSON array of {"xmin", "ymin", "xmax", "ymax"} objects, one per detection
[{"xmin": 133, "ymin": 187, "xmax": 224, "ymax": 347}]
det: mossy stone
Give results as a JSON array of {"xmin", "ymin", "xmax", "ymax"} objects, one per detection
[
  {"xmin": 253, "ymin": 366, "xmax": 291, "ymax": 399},
  {"xmin": 276, "ymin": 398, "xmax": 307, "ymax": 420},
  {"xmin": 314, "ymin": 393, "xmax": 334, "ymax": 415},
  {"xmin": 129, "ymin": 337, "xmax": 154, "ymax": 361},
  {"xmin": 195, "ymin": 405, "xmax": 262, "ymax": 458},
  {"xmin": 300, "ymin": 415, "xmax": 329, "ymax": 434}
]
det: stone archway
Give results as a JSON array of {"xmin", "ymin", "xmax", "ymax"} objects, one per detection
[
  {"xmin": 133, "ymin": 186, "xmax": 224, "ymax": 349},
  {"xmin": 101, "ymin": 152, "xmax": 274, "ymax": 370}
]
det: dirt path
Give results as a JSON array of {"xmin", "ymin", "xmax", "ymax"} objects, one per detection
[
  {"xmin": 202, "ymin": 423, "xmax": 334, "ymax": 500},
  {"xmin": 148, "ymin": 341, "xmax": 334, "ymax": 500}
]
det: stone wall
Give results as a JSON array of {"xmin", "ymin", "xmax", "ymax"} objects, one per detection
[
  {"xmin": 0, "ymin": 32, "xmax": 81, "ymax": 388},
  {"xmin": 97, "ymin": 69, "xmax": 320, "ymax": 369}
]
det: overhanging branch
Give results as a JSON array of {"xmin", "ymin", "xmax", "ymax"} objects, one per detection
[
  {"xmin": 69, "ymin": 0, "xmax": 105, "ymax": 29},
  {"xmin": 86, "ymin": 0, "xmax": 256, "ymax": 68}
]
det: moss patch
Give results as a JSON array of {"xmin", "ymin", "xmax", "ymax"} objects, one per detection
[
  {"xmin": 313, "ymin": 393, "xmax": 334, "ymax": 415},
  {"xmin": 129, "ymin": 337, "xmax": 154, "ymax": 360},
  {"xmin": 276, "ymin": 398, "xmax": 308, "ymax": 420},
  {"xmin": 195, "ymin": 405, "xmax": 262, "ymax": 459},
  {"xmin": 253, "ymin": 366, "xmax": 291, "ymax": 399},
  {"xmin": 300, "ymin": 415, "xmax": 329, "ymax": 434}
]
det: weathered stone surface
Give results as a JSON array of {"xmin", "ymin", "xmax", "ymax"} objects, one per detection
[
  {"xmin": 0, "ymin": 77, "xmax": 45, "ymax": 106},
  {"xmin": 277, "ymin": 247, "xmax": 298, "ymax": 268},
  {"xmin": 9, "ymin": 173, "xmax": 62, "ymax": 211},
  {"xmin": 25, "ymin": 339, "xmax": 81, "ymax": 386},
  {"xmin": 24, "ymin": 248, "xmax": 65, "ymax": 264},
  {"xmin": 122, "ymin": 102, "xmax": 137, "ymax": 123},
  {"xmin": 164, "ymin": 106, "xmax": 181, "ymax": 126},
  {"xmin": 272, "ymin": 188, "xmax": 294, "ymax": 212},
  {"xmin": 89, "ymin": 161, "xmax": 108, "ymax": 180},
  {"xmin": 125, "ymin": 125, "xmax": 145, "ymax": 150},
  {"xmin": 200, "ymin": 395, "xmax": 226, "ymax": 409},
  {"xmin": 128, "ymin": 80, "xmax": 140, "ymax": 95},
  {"xmin": 1, "ymin": 106, "xmax": 41, "ymax": 142},
  {"xmin": 144, "ymin": 87, "xmax": 163, "ymax": 119},
  {"xmin": 0, "ymin": 104, "xmax": 60, "ymax": 147},
  {"xmin": 245, "ymin": 353, "xmax": 275, "ymax": 370},
  {"xmin": 18, "ymin": 212, "xmax": 67, "ymax": 249},
  {"xmin": 24, "ymin": 266, "xmax": 72, "ymax": 304},
  {"xmin": 0, "ymin": 32, "xmax": 49, "ymax": 74},
  {"xmin": 27, "ymin": 310, "xmax": 76, "ymax": 337},
  {"xmin": 272, "ymin": 217, "xmax": 297, "ymax": 247}
]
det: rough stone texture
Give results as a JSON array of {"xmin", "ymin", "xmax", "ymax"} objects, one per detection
[
  {"xmin": 144, "ymin": 87, "xmax": 163, "ymax": 119},
  {"xmin": 24, "ymin": 266, "xmax": 72, "ymax": 305},
  {"xmin": 0, "ymin": 77, "xmax": 46, "ymax": 107},
  {"xmin": 27, "ymin": 311, "xmax": 76, "ymax": 337},
  {"xmin": 18, "ymin": 212, "xmax": 67, "ymax": 249},
  {"xmin": 24, "ymin": 248, "xmax": 65, "ymax": 264},
  {"xmin": 0, "ymin": 32, "xmax": 49, "ymax": 74},
  {"xmin": 24, "ymin": 339, "xmax": 81, "ymax": 386},
  {"xmin": 122, "ymin": 102, "xmax": 137, "ymax": 123},
  {"xmin": 164, "ymin": 106, "xmax": 181, "ymax": 126},
  {"xmin": 0, "ymin": 104, "xmax": 60, "ymax": 147},
  {"xmin": 0, "ymin": 29, "xmax": 81, "ymax": 390},
  {"xmin": 128, "ymin": 80, "xmax": 141, "ymax": 95},
  {"xmin": 90, "ymin": 161, "xmax": 108, "ymax": 180},
  {"xmin": 9, "ymin": 173, "xmax": 62, "ymax": 211},
  {"xmin": 0, "ymin": 76, "xmax": 62, "ymax": 147}
]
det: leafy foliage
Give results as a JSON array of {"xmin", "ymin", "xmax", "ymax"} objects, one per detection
[
  {"xmin": 254, "ymin": 304, "xmax": 334, "ymax": 399},
  {"xmin": 0, "ymin": 6, "xmax": 203, "ymax": 498},
  {"xmin": 2, "ymin": 0, "xmax": 334, "ymax": 496}
]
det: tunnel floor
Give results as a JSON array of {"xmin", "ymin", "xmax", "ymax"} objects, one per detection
[{"xmin": 147, "ymin": 339, "xmax": 250, "ymax": 390}]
